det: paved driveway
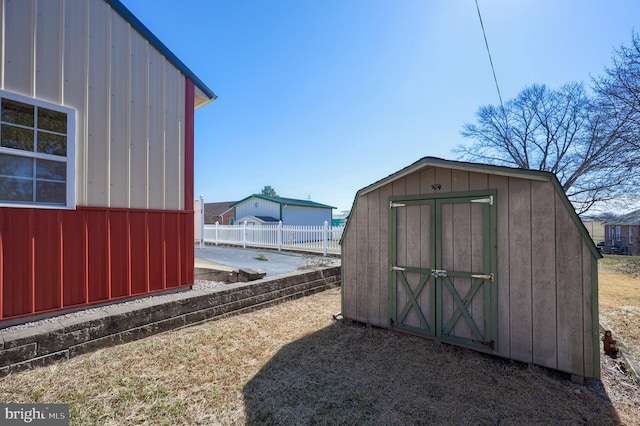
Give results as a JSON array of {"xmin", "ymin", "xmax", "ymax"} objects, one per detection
[{"xmin": 195, "ymin": 246, "xmax": 339, "ymax": 278}]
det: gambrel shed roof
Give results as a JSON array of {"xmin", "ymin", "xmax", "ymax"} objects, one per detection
[{"xmin": 344, "ymin": 157, "xmax": 601, "ymax": 259}]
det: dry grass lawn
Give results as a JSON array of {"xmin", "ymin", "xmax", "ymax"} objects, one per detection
[
  {"xmin": 599, "ymin": 256, "xmax": 640, "ymax": 366},
  {"xmin": 0, "ymin": 258, "xmax": 639, "ymax": 424}
]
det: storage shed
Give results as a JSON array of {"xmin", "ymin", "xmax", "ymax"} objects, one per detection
[
  {"xmin": 341, "ymin": 157, "xmax": 601, "ymax": 379},
  {"xmin": 0, "ymin": 0, "xmax": 216, "ymax": 323}
]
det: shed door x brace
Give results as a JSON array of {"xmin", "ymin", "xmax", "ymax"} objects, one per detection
[{"xmin": 388, "ymin": 190, "xmax": 498, "ymax": 351}]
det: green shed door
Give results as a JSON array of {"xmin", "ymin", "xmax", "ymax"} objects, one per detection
[{"xmin": 389, "ymin": 192, "xmax": 497, "ymax": 350}]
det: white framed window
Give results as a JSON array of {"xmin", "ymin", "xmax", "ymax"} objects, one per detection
[
  {"xmin": 0, "ymin": 90, "xmax": 75, "ymax": 208},
  {"xmin": 630, "ymin": 227, "xmax": 634, "ymax": 244},
  {"xmin": 616, "ymin": 226, "xmax": 622, "ymax": 242}
]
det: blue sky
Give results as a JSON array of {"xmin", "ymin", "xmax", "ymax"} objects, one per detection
[{"xmin": 121, "ymin": 0, "xmax": 640, "ymax": 213}]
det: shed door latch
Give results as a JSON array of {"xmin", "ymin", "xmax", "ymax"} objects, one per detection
[{"xmin": 431, "ymin": 269, "xmax": 447, "ymax": 278}]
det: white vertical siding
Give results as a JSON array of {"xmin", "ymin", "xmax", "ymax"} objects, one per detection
[
  {"xmin": 128, "ymin": 29, "xmax": 148, "ymax": 208},
  {"xmin": 86, "ymin": 0, "xmax": 110, "ymax": 206},
  {"xmin": 235, "ymin": 198, "xmax": 280, "ymax": 221},
  {"xmin": 283, "ymin": 206, "xmax": 331, "ymax": 226},
  {"xmin": 0, "ymin": 0, "xmax": 188, "ymax": 210},
  {"xmin": 4, "ymin": 0, "xmax": 34, "ymax": 95},
  {"xmin": 35, "ymin": 0, "xmax": 62, "ymax": 103},
  {"xmin": 108, "ymin": 9, "xmax": 129, "ymax": 207}
]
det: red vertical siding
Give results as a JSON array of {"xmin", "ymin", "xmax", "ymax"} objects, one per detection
[
  {"xmin": 62, "ymin": 209, "xmax": 87, "ymax": 307},
  {"xmin": 147, "ymin": 213, "xmax": 166, "ymax": 292},
  {"xmin": 165, "ymin": 213, "xmax": 179, "ymax": 288},
  {"xmin": 184, "ymin": 78, "xmax": 196, "ymax": 286},
  {"xmin": 109, "ymin": 212, "xmax": 130, "ymax": 298},
  {"xmin": 1, "ymin": 209, "xmax": 33, "ymax": 317},
  {"xmin": 183, "ymin": 211, "xmax": 194, "ymax": 284},
  {"xmin": 0, "ymin": 206, "xmax": 194, "ymax": 322},
  {"xmin": 87, "ymin": 211, "xmax": 110, "ymax": 303},
  {"xmin": 129, "ymin": 211, "xmax": 149, "ymax": 295},
  {"xmin": 33, "ymin": 211, "xmax": 62, "ymax": 312}
]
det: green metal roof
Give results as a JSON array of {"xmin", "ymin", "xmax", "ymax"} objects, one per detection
[
  {"xmin": 231, "ymin": 194, "xmax": 336, "ymax": 210},
  {"xmin": 345, "ymin": 156, "xmax": 601, "ymax": 259}
]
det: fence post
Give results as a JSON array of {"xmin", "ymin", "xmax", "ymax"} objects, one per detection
[
  {"xmin": 323, "ymin": 220, "xmax": 328, "ymax": 257},
  {"xmin": 215, "ymin": 221, "xmax": 219, "ymax": 246},
  {"xmin": 199, "ymin": 194, "xmax": 205, "ymax": 248},
  {"xmin": 243, "ymin": 221, "xmax": 247, "ymax": 248},
  {"xmin": 277, "ymin": 221, "xmax": 283, "ymax": 251}
]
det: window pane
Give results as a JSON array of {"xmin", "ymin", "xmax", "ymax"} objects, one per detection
[
  {"xmin": 38, "ymin": 107, "xmax": 67, "ymax": 133},
  {"xmin": 1, "ymin": 98, "xmax": 34, "ymax": 127},
  {"xmin": 0, "ymin": 153, "xmax": 33, "ymax": 178},
  {"xmin": 36, "ymin": 180, "xmax": 65, "ymax": 204},
  {"xmin": 0, "ymin": 176, "xmax": 33, "ymax": 202},
  {"xmin": 37, "ymin": 131, "xmax": 66, "ymax": 156},
  {"xmin": 1, "ymin": 124, "xmax": 34, "ymax": 151},
  {"xmin": 36, "ymin": 159, "xmax": 66, "ymax": 181}
]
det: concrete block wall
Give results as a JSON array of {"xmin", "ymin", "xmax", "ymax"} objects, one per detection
[{"xmin": 0, "ymin": 266, "xmax": 340, "ymax": 377}]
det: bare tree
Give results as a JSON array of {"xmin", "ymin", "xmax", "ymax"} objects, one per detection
[
  {"xmin": 457, "ymin": 81, "xmax": 640, "ymax": 214},
  {"xmin": 594, "ymin": 32, "xmax": 640, "ymax": 149}
]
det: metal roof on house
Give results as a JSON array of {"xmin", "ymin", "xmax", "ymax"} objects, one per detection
[
  {"xmin": 231, "ymin": 194, "xmax": 336, "ymax": 210},
  {"xmin": 106, "ymin": 0, "xmax": 216, "ymax": 103},
  {"xmin": 204, "ymin": 202, "xmax": 236, "ymax": 216},
  {"xmin": 255, "ymin": 216, "xmax": 280, "ymax": 222},
  {"xmin": 605, "ymin": 209, "xmax": 640, "ymax": 225}
]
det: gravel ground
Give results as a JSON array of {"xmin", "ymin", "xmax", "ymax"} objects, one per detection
[{"xmin": 0, "ymin": 250, "xmax": 339, "ymax": 335}]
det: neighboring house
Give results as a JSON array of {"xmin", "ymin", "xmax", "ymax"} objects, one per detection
[
  {"xmin": 204, "ymin": 201, "xmax": 236, "ymax": 224},
  {"xmin": 232, "ymin": 195, "xmax": 335, "ymax": 226},
  {"xmin": 581, "ymin": 218, "xmax": 605, "ymax": 244},
  {"xmin": 603, "ymin": 209, "xmax": 640, "ymax": 255},
  {"xmin": 0, "ymin": 0, "xmax": 216, "ymax": 323}
]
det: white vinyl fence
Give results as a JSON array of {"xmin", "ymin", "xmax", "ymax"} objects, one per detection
[{"xmin": 203, "ymin": 221, "xmax": 344, "ymax": 256}]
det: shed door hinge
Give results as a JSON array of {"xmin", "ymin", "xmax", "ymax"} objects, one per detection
[
  {"xmin": 390, "ymin": 201, "xmax": 406, "ymax": 209},
  {"xmin": 470, "ymin": 195, "xmax": 493, "ymax": 205},
  {"xmin": 390, "ymin": 265, "xmax": 406, "ymax": 272},
  {"xmin": 471, "ymin": 272, "xmax": 494, "ymax": 282}
]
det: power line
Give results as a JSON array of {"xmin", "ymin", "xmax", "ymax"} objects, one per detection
[{"xmin": 475, "ymin": 0, "xmax": 506, "ymax": 113}]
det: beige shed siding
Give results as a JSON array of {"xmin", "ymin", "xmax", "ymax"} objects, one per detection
[
  {"xmin": 531, "ymin": 180, "xmax": 557, "ymax": 370},
  {"xmin": 0, "ymin": 0, "xmax": 187, "ymax": 210},
  {"xmin": 343, "ymin": 164, "xmax": 597, "ymax": 377},
  {"xmin": 508, "ymin": 177, "xmax": 533, "ymax": 363}
]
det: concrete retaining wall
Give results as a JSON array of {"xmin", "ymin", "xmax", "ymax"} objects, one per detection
[{"xmin": 0, "ymin": 266, "xmax": 340, "ymax": 377}]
